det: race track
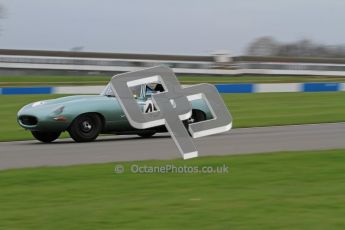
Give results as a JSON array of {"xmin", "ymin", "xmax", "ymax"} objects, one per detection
[{"xmin": 0, "ymin": 123, "xmax": 344, "ymax": 170}]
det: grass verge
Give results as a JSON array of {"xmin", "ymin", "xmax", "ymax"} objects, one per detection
[
  {"xmin": 0, "ymin": 149, "xmax": 344, "ymax": 229},
  {"xmin": 0, "ymin": 92, "xmax": 344, "ymax": 141}
]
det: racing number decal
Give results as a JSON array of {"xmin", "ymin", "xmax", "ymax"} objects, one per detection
[{"xmin": 144, "ymin": 100, "xmax": 158, "ymax": 113}]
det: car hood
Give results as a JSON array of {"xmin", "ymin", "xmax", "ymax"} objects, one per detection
[
  {"xmin": 19, "ymin": 95, "xmax": 113, "ymax": 113},
  {"xmin": 40, "ymin": 95, "xmax": 107, "ymax": 105}
]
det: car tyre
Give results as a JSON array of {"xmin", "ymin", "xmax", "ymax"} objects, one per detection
[
  {"xmin": 184, "ymin": 109, "xmax": 206, "ymax": 131},
  {"xmin": 137, "ymin": 131, "xmax": 156, "ymax": 138},
  {"xmin": 31, "ymin": 131, "xmax": 61, "ymax": 143},
  {"xmin": 69, "ymin": 114, "xmax": 102, "ymax": 142}
]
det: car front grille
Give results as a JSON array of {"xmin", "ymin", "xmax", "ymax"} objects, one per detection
[{"xmin": 19, "ymin": 115, "xmax": 38, "ymax": 126}]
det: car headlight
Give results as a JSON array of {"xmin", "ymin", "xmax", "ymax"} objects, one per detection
[
  {"xmin": 52, "ymin": 106, "xmax": 65, "ymax": 115},
  {"xmin": 32, "ymin": 101, "xmax": 46, "ymax": 107}
]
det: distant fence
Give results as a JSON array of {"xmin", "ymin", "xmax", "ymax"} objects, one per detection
[
  {"xmin": 1, "ymin": 83, "xmax": 344, "ymax": 95},
  {"xmin": 1, "ymin": 49, "xmax": 345, "ymax": 76},
  {"xmin": 2, "ymin": 61, "xmax": 345, "ymax": 76}
]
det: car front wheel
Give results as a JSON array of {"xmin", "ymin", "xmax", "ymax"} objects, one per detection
[
  {"xmin": 69, "ymin": 114, "xmax": 102, "ymax": 142},
  {"xmin": 31, "ymin": 131, "xmax": 61, "ymax": 143}
]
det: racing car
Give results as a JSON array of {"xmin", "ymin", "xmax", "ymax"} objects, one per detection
[{"xmin": 17, "ymin": 82, "xmax": 212, "ymax": 143}]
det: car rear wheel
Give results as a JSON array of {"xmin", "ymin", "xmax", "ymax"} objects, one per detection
[
  {"xmin": 137, "ymin": 131, "xmax": 156, "ymax": 138},
  {"xmin": 184, "ymin": 110, "xmax": 206, "ymax": 134},
  {"xmin": 185, "ymin": 110, "xmax": 206, "ymax": 125},
  {"xmin": 69, "ymin": 114, "xmax": 102, "ymax": 142},
  {"xmin": 31, "ymin": 131, "xmax": 61, "ymax": 143}
]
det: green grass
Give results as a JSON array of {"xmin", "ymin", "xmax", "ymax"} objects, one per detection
[
  {"xmin": 223, "ymin": 92, "xmax": 345, "ymax": 128},
  {"xmin": 1, "ymin": 74, "xmax": 345, "ymax": 86},
  {"xmin": 1, "ymin": 92, "xmax": 345, "ymax": 141},
  {"xmin": 0, "ymin": 75, "xmax": 111, "ymax": 86},
  {"xmin": 0, "ymin": 149, "xmax": 345, "ymax": 229}
]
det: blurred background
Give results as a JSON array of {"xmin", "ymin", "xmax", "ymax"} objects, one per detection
[{"xmin": 0, "ymin": 0, "xmax": 345, "ymax": 77}]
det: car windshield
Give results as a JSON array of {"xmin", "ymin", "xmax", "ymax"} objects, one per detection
[
  {"xmin": 100, "ymin": 83, "xmax": 142, "ymax": 98},
  {"xmin": 145, "ymin": 85, "xmax": 154, "ymax": 97},
  {"xmin": 145, "ymin": 83, "xmax": 164, "ymax": 97},
  {"xmin": 100, "ymin": 84, "xmax": 115, "ymax": 97}
]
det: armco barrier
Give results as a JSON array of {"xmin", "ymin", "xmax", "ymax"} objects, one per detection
[
  {"xmin": 303, "ymin": 83, "xmax": 340, "ymax": 92},
  {"xmin": 254, "ymin": 83, "xmax": 300, "ymax": 93},
  {"xmin": 1, "ymin": 87, "xmax": 53, "ymax": 95},
  {"xmin": 0, "ymin": 83, "xmax": 344, "ymax": 95},
  {"xmin": 215, "ymin": 84, "xmax": 254, "ymax": 93}
]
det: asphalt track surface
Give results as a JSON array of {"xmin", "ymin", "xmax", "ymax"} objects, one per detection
[{"xmin": 0, "ymin": 123, "xmax": 344, "ymax": 170}]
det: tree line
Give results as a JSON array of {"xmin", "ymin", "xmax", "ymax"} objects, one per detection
[{"xmin": 246, "ymin": 36, "xmax": 345, "ymax": 58}]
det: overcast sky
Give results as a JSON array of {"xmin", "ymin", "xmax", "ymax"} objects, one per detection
[{"xmin": 0, "ymin": 0, "xmax": 344, "ymax": 55}]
